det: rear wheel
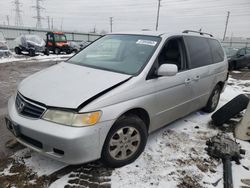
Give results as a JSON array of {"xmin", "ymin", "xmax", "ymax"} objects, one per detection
[
  {"xmin": 44, "ymin": 48, "xmax": 49, "ymax": 56},
  {"xmin": 203, "ymin": 85, "xmax": 221, "ymax": 113},
  {"xmin": 28, "ymin": 49, "xmax": 35, "ymax": 57},
  {"xmin": 66, "ymin": 49, "xmax": 71, "ymax": 54},
  {"xmin": 101, "ymin": 115, "xmax": 148, "ymax": 168},
  {"xmin": 229, "ymin": 61, "xmax": 237, "ymax": 71},
  {"xmin": 14, "ymin": 47, "xmax": 21, "ymax": 55}
]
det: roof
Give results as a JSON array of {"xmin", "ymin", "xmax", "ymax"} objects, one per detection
[
  {"xmin": 47, "ymin": 31, "xmax": 64, "ymax": 34},
  {"xmin": 108, "ymin": 30, "xmax": 215, "ymax": 39},
  {"xmin": 110, "ymin": 31, "xmax": 167, "ymax": 37}
]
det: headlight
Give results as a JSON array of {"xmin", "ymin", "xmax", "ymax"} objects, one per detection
[{"xmin": 42, "ymin": 109, "xmax": 101, "ymax": 127}]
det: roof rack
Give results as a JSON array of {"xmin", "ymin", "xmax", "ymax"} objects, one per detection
[{"xmin": 182, "ymin": 30, "xmax": 213, "ymax": 37}]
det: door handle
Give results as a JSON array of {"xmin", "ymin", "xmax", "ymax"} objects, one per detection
[
  {"xmin": 193, "ymin": 75, "xmax": 200, "ymax": 81},
  {"xmin": 185, "ymin": 78, "xmax": 191, "ymax": 85}
]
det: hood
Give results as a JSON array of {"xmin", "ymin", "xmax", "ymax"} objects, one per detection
[{"xmin": 18, "ymin": 62, "xmax": 131, "ymax": 109}]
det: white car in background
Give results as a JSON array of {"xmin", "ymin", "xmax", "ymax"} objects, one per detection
[{"xmin": 0, "ymin": 31, "xmax": 11, "ymax": 58}]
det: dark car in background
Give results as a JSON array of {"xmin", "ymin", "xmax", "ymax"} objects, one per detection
[
  {"xmin": 228, "ymin": 47, "xmax": 250, "ymax": 70},
  {"xmin": 224, "ymin": 47, "xmax": 239, "ymax": 58},
  {"xmin": 14, "ymin": 34, "xmax": 49, "ymax": 56}
]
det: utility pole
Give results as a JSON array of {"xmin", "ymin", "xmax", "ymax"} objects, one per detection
[
  {"xmin": 14, "ymin": 0, "xmax": 23, "ymax": 26},
  {"xmin": 230, "ymin": 32, "xmax": 233, "ymax": 47},
  {"xmin": 6, "ymin": 15, "xmax": 10, "ymax": 25},
  {"xmin": 47, "ymin": 16, "xmax": 50, "ymax": 30},
  {"xmin": 32, "ymin": 0, "xmax": 45, "ymax": 28},
  {"xmin": 110, "ymin": 17, "xmax": 113, "ymax": 33},
  {"xmin": 155, "ymin": 0, "xmax": 161, "ymax": 31},
  {"xmin": 60, "ymin": 18, "xmax": 63, "ymax": 31},
  {"xmin": 93, "ymin": 25, "xmax": 96, "ymax": 33},
  {"xmin": 51, "ymin": 17, "xmax": 54, "ymax": 30},
  {"xmin": 223, "ymin": 11, "xmax": 230, "ymax": 41}
]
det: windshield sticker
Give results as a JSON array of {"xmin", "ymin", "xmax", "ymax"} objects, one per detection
[{"xmin": 136, "ymin": 40, "xmax": 157, "ymax": 46}]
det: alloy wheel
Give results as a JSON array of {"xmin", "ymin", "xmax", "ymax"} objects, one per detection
[{"xmin": 108, "ymin": 126, "xmax": 141, "ymax": 160}]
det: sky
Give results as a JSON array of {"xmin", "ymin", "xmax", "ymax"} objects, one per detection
[{"xmin": 0, "ymin": 0, "xmax": 250, "ymax": 38}]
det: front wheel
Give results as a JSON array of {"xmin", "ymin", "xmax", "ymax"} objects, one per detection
[
  {"xmin": 54, "ymin": 48, "xmax": 60, "ymax": 55},
  {"xmin": 203, "ymin": 85, "xmax": 221, "ymax": 113},
  {"xmin": 28, "ymin": 49, "xmax": 35, "ymax": 57},
  {"xmin": 101, "ymin": 115, "xmax": 148, "ymax": 168}
]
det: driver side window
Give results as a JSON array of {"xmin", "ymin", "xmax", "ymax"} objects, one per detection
[
  {"xmin": 146, "ymin": 37, "xmax": 186, "ymax": 80},
  {"xmin": 158, "ymin": 38, "xmax": 184, "ymax": 71},
  {"xmin": 48, "ymin": 34, "xmax": 53, "ymax": 42}
]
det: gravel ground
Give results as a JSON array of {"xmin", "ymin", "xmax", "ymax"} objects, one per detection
[
  {"xmin": 230, "ymin": 69, "xmax": 250, "ymax": 80},
  {"xmin": 0, "ymin": 56, "xmax": 68, "ymax": 159}
]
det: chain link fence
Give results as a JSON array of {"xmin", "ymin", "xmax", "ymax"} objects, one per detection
[
  {"xmin": 221, "ymin": 41, "xmax": 249, "ymax": 49},
  {"xmin": 0, "ymin": 25, "xmax": 102, "ymax": 49}
]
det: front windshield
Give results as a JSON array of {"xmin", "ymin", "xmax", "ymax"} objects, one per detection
[
  {"xmin": 68, "ymin": 34, "xmax": 161, "ymax": 75},
  {"xmin": 54, "ymin": 34, "xmax": 67, "ymax": 42}
]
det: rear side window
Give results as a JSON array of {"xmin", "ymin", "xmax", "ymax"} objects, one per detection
[
  {"xmin": 208, "ymin": 39, "xmax": 224, "ymax": 63},
  {"xmin": 185, "ymin": 36, "xmax": 212, "ymax": 68},
  {"xmin": 246, "ymin": 48, "xmax": 250, "ymax": 54}
]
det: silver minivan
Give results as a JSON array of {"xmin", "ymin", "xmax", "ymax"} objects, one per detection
[{"xmin": 6, "ymin": 30, "xmax": 228, "ymax": 167}]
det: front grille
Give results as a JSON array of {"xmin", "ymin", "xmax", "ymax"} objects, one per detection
[{"xmin": 15, "ymin": 93, "xmax": 45, "ymax": 119}]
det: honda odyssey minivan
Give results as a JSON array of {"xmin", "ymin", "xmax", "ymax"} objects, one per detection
[{"xmin": 6, "ymin": 30, "xmax": 228, "ymax": 167}]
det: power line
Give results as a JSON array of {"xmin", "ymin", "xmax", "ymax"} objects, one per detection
[
  {"xmin": 14, "ymin": 0, "xmax": 23, "ymax": 26},
  {"xmin": 155, "ymin": 0, "xmax": 161, "ymax": 31},
  {"xmin": 223, "ymin": 11, "xmax": 230, "ymax": 41},
  {"xmin": 32, "ymin": 0, "xmax": 45, "ymax": 28}
]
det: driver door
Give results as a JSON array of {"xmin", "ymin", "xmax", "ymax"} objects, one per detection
[{"xmin": 148, "ymin": 37, "xmax": 193, "ymax": 131}]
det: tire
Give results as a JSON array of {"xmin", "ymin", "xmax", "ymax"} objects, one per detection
[
  {"xmin": 203, "ymin": 85, "xmax": 221, "ymax": 113},
  {"xmin": 66, "ymin": 49, "xmax": 71, "ymax": 54},
  {"xmin": 101, "ymin": 114, "xmax": 148, "ymax": 168},
  {"xmin": 54, "ymin": 48, "xmax": 60, "ymax": 55},
  {"xmin": 28, "ymin": 49, "xmax": 35, "ymax": 57},
  {"xmin": 229, "ymin": 61, "xmax": 237, "ymax": 71},
  {"xmin": 14, "ymin": 47, "xmax": 21, "ymax": 55},
  {"xmin": 211, "ymin": 94, "xmax": 249, "ymax": 126},
  {"xmin": 44, "ymin": 48, "xmax": 49, "ymax": 56}
]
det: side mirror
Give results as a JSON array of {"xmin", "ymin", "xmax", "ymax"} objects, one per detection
[{"xmin": 157, "ymin": 64, "xmax": 178, "ymax": 76}]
